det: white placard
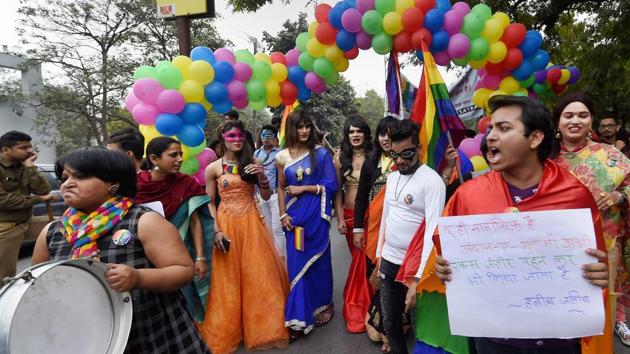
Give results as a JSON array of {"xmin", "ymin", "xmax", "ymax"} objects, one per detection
[
  {"xmin": 438, "ymin": 209, "xmax": 605, "ymax": 339},
  {"xmin": 140, "ymin": 201, "xmax": 165, "ymax": 217}
]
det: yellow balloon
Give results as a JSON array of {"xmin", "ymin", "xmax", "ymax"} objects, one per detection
[
  {"xmin": 267, "ymin": 95, "xmax": 282, "ymax": 108},
  {"xmin": 254, "ymin": 52, "xmax": 272, "ymax": 65},
  {"xmin": 558, "ymin": 69, "xmax": 571, "ymax": 85},
  {"xmin": 499, "ymin": 77, "xmax": 520, "ymax": 94},
  {"xmin": 472, "ymin": 88, "xmax": 491, "ymax": 108},
  {"xmin": 333, "ymin": 57, "xmax": 350, "ymax": 72},
  {"xmin": 396, "ymin": 0, "xmax": 414, "ymax": 13},
  {"xmin": 325, "ymin": 45, "xmax": 344, "ymax": 63},
  {"xmin": 308, "ymin": 21, "xmax": 318, "ymax": 38},
  {"xmin": 481, "ymin": 19, "xmax": 504, "ymax": 43},
  {"xmin": 181, "ymin": 144, "xmax": 191, "ymax": 160},
  {"xmin": 469, "ymin": 59, "xmax": 487, "ymax": 70},
  {"xmin": 172, "ymin": 56, "xmax": 192, "ymax": 79},
  {"xmin": 271, "ymin": 63, "xmax": 288, "ymax": 82},
  {"xmin": 265, "ymin": 80, "xmax": 280, "ymax": 97},
  {"xmin": 489, "ymin": 89, "xmax": 508, "ymax": 99},
  {"xmin": 487, "ymin": 41, "xmax": 508, "ymax": 63},
  {"xmin": 307, "ymin": 38, "xmax": 326, "ymax": 57},
  {"xmin": 188, "ymin": 60, "xmax": 215, "ymax": 85},
  {"xmin": 492, "ymin": 12, "xmax": 510, "ymax": 28},
  {"xmin": 201, "ymin": 100, "xmax": 213, "ymax": 112},
  {"xmin": 138, "ymin": 124, "xmax": 161, "ymax": 151},
  {"xmin": 383, "ymin": 12, "xmax": 403, "ymax": 36},
  {"xmin": 179, "ymin": 80, "xmax": 204, "ymax": 102},
  {"xmin": 470, "ymin": 156, "xmax": 489, "ymax": 172}
]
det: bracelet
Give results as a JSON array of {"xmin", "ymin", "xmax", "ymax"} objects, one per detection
[
  {"xmin": 613, "ymin": 191, "xmax": 626, "ymax": 205},
  {"xmin": 316, "ymin": 184, "xmax": 321, "ymax": 195},
  {"xmin": 195, "ymin": 257, "xmax": 207, "ymax": 262},
  {"xmin": 441, "ymin": 174, "xmax": 450, "ymax": 179},
  {"xmin": 280, "ymin": 213, "xmax": 289, "ymax": 220},
  {"xmin": 353, "ymin": 228, "xmax": 365, "ymax": 233}
]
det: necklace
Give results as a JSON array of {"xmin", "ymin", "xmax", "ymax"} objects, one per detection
[
  {"xmin": 290, "ymin": 148, "xmax": 309, "ymax": 182},
  {"xmin": 560, "ymin": 141, "xmax": 588, "ymax": 159},
  {"xmin": 394, "ymin": 173, "xmax": 414, "ymax": 201},
  {"xmin": 222, "ymin": 158, "xmax": 239, "ymax": 174},
  {"xmin": 352, "ymin": 150, "xmax": 363, "ymax": 157}
]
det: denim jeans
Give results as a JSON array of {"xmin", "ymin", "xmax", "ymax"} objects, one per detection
[
  {"xmin": 474, "ymin": 338, "xmax": 581, "ymax": 354},
  {"xmin": 380, "ymin": 258, "xmax": 409, "ymax": 354}
]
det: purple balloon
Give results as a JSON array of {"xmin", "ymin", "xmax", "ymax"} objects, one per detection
[
  {"xmin": 125, "ymin": 91, "xmax": 141, "ymax": 112},
  {"xmin": 356, "ymin": 31, "xmax": 372, "ymax": 50},
  {"xmin": 535, "ymin": 70, "xmax": 547, "ymax": 84},
  {"xmin": 233, "ymin": 62, "xmax": 253, "ymax": 82},
  {"xmin": 434, "ymin": 50, "xmax": 451, "ymax": 66},
  {"xmin": 444, "ymin": 10, "xmax": 465, "ymax": 35},
  {"xmin": 304, "ymin": 72, "xmax": 325, "ymax": 91},
  {"xmin": 226, "ymin": 80, "xmax": 247, "ymax": 102},
  {"xmin": 567, "ymin": 66, "xmax": 581, "ymax": 85},
  {"xmin": 157, "ymin": 89, "xmax": 186, "ymax": 114},
  {"xmin": 356, "ymin": 0, "xmax": 374, "ymax": 13},
  {"xmin": 458, "ymin": 137, "xmax": 481, "ymax": 158},
  {"xmin": 214, "ymin": 48, "xmax": 236, "ymax": 65},
  {"xmin": 133, "ymin": 78, "xmax": 163, "ymax": 105},
  {"xmin": 341, "ymin": 9, "xmax": 363, "ymax": 33},
  {"xmin": 451, "ymin": 1, "xmax": 471, "ymax": 15},
  {"xmin": 286, "ymin": 48, "xmax": 301, "ymax": 67},
  {"xmin": 447, "ymin": 33, "xmax": 470, "ymax": 59},
  {"xmin": 132, "ymin": 103, "xmax": 160, "ymax": 125}
]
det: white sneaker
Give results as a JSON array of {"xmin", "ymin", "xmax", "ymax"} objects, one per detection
[{"xmin": 616, "ymin": 321, "xmax": 630, "ymax": 346}]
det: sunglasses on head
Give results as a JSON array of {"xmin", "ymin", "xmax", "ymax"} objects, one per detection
[
  {"xmin": 389, "ymin": 147, "xmax": 417, "ymax": 160},
  {"xmin": 260, "ymin": 130, "xmax": 275, "ymax": 140}
]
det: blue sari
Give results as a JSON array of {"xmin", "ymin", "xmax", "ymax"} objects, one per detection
[{"xmin": 283, "ymin": 146, "xmax": 338, "ymax": 334}]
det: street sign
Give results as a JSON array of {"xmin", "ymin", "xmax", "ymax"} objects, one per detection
[{"xmin": 156, "ymin": 0, "xmax": 215, "ymax": 19}]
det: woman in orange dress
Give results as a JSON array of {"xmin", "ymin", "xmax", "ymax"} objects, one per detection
[{"xmin": 197, "ymin": 121, "xmax": 289, "ymax": 354}]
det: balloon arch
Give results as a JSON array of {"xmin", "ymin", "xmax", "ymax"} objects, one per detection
[{"xmin": 125, "ymin": 0, "xmax": 580, "ymax": 182}]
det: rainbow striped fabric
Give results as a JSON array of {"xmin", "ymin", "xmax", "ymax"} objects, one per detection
[
  {"xmin": 278, "ymin": 102, "xmax": 300, "ymax": 148},
  {"xmin": 410, "ymin": 42, "xmax": 466, "ymax": 171},
  {"xmin": 294, "ymin": 226, "xmax": 304, "ymax": 251}
]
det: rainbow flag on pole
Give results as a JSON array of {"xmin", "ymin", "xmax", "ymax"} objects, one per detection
[
  {"xmin": 410, "ymin": 41, "xmax": 466, "ymax": 171},
  {"xmin": 278, "ymin": 102, "xmax": 299, "ymax": 148},
  {"xmin": 294, "ymin": 226, "xmax": 304, "ymax": 251}
]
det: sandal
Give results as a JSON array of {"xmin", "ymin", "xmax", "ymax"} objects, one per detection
[
  {"xmin": 289, "ymin": 329, "xmax": 302, "ymax": 343},
  {"xmin": 381, "ymin": 342, "xmax": 391, "ymax": 354},
  {"xmin": 315, "ymin": 304, "xmax": 335, "ymax": 327}
]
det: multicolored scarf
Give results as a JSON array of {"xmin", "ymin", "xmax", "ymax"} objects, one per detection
[{"xmin": 62, "ymin": 197, "xmax": 134, "ymax": 259}]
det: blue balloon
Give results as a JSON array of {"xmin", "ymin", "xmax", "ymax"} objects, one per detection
[
  {"xmin": 213, "ymin": 100, "xmax": 233, "ymax": 115},
  {"xmin": 527, "ymin": 30, "xmax": 543, "ymax": 47},
  {"xmin": 336, "ymin": 30, "xmax": 356, "ymax": 51},
  {"xmin": 436, "ymin": 0, "xmax": 451, "ymax": 11},
  {"xmin": 344, "ymin": 0, "xmax": 356, "ymax": 8},
  {"xmin": 424, "ymin": 9, "xmax": 445, "ymax": 33},
  {"xmin": 178, "ymin": 125, "xmax": 205, "ymax": 146},
  {"xmin": 430, "ymin": 30, "xmax": 450, "ymax": 52},
  {"xmin": 531, "ymin": 50, "xmax": 550, "ymax": 71},
  {"xmin": 179, "ymin": 103, "xmax": 206, "ymax": 125},
  {"xmin": 458, "ymin": 149, "xmax": 474, "ymax": 175},
  {"xmin": 213, "ymin": 61, "xmax": 235, "ymax": 83},
  {"xmin": 204, "ymin": 82, "xmax": 229, "ymax": 104},
  {"xmin": 512, "ymin": 60, "xmax": 534, "ymax": 81},
  {"xmin": 190, "ymin": 46, "xmax": 215, "ymax": 64},
  {"xmin": 519, "ymin": 34, "xmax": 541, "ymax": 58},
  {"xmin": 155, "ymin": 113, "xmax": 183, "ymax": 136},
  {"xmin": 297, "ymin": 85, "xmax": 312, "ymax": 101},
  {"xmin": 288, "ymin": 66, "xmax": 307, "ymax": 86},
  {"xmin": 328, "ymin": 4, "xmax": 345, "ymax": 30}
]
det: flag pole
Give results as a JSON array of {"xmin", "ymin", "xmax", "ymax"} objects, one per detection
[{"xmin": 445, "ymin": 130, "xmax": 464, "ymax": 184}]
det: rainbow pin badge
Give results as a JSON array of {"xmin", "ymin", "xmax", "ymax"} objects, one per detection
[{"xmin": 112, "ymin": 229, "xmax": 132, "ymax": 246}]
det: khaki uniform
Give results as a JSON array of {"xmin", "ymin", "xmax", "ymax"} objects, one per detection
[{"xmin": 0, "ymin": 157, "xmax": 50, "ymax": 283}]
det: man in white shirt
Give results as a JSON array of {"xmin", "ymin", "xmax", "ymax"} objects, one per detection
[{"xmin": 376, "ymin": 119, "xmax": 446, "ymax": 354}]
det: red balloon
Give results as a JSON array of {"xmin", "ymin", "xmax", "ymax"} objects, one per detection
[
  {"xmin": 270, "ymin": 52, "xmax": 287, "ymax": 65},
  {"xmin": 315, "ymin": 4, "xmax": 332, "ymax": 23},
  {"xmin": 282, "ymin": 98, "xmax": 297, "ymax": 106},
  {"xmin": 394, "ymin": 32, "xmax": 413, "ymax": 53},
  {"xmin": 501, "ymin": 48, "xmax": 523, "ymax": 70},
  {"xmin": 415, "ymin": 0, "xmax": 436, "ymax": 14},
  {"xmin": 477, "ymin": 116, "xmax": 491, "ymax": 133},
  {"xmin": 501, "ymin": 23, "xmax": 527, "ymax": 48},
  {"xmin": 411, "ymin": 28, "xmax": 432, "ymax": 50},
  {"xmin": 485, "ymin": 62, "xmax": 503, "ymax": 75},
  {"xmin": 280, "ymin": 81, "xmax": 298, "ymax": 100},
  {"xmin": 402, "ymin": 8, "xmax": 424, "ymax": 33},
  {"xmin": 551, "ymin": 83, "xmax": 567, "ymax": 95},
  {"xmin": 344, "ymin": 47, "xmax": 360, "ymax": 59},
  {"xmin": 316, "ymin": 22, "xmax": 338, "ymax": 45},
  {"xmin": 547, "ymin": 68, "xmax": 562, "ymax": 83}
]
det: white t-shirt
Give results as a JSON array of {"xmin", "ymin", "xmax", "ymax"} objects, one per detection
[{"xmin": 376, "ymin": 164, "xmax": 445, "ymax": 278}]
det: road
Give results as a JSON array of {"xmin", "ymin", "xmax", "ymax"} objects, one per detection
[{"xmin": 17, "ymin": 223, "xmax": 630, "ymax": 353}]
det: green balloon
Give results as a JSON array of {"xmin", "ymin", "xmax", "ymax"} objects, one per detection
[
  {"xmin": 372, "ymin": 32, "xmax": 393, "ymax": 55},
  {"xmin": 375, "ymin": 0, "xmax": 395, "ymax": 15},
  {"xmin": 513, "ymin": 91, "xmax": 528, "ymax": 97},
  {"xmin": 156, "ymin": 66, "xmax": 183, "ymax": 90},
  {"xmin": 156, "ymin": 60, "xmax": 173, "ymax": 70},
  {"xmin": 296, "ymin": 32, "xmax": 311, "ymax": 53},
  {"xmin": 313, "ymin": 58, "xmax": 334, "ymax": 79},
  {"xmin": 180, "ymin": 158, "xmax": 200, "ymax": 175},
  {"xmin": 189, "ymin": 140, "xmax": 206, "ymax": 155},
  {"xmin": 235, "ymin": 49, "xmax": 255, "ymax": 65},
  {"xmin": 134, "ymin": 65, "xmax": 158, "ymax": 80},
  {"xmin": 520, "ymin": 75, "xmax": 536, "ymax": 88},
  {"xmin": 298, "ymin": 52, "xmax": 315, "ymax": 72},
  {"xmin": 533, "ymin": 83, "xmax": 548, "ymax": 95},
  {"xmin": 249, "ymin": 100, "xmax": 267, "ymax": 111},
  {"xmin": 452, "ymin": 56, "xmax": 469, "ymax": 67},
  {"xmin": 469, "ymin": 37, "xmax": 489, "ymax": 61},
  {"xmin": 462, "ymin": 13, "xmax": 484, "ymax": 38},
  {"xmin": 471, "ymin": 3, "xmax": 492, "ymax": 21},
  {"xmin": 246, "ymin": 80, "xmax": 266, "ymax": 101},
  {"xmin": 252, "ymin": 61, "xmax": 272, "ymax": 81},
  {"xmin": 324, "ymin": 70, "xmax": 339, "ymax": 85},
  {"xmin": 362, "ymin": 10, "xmax": 384, "ymax": 36}
]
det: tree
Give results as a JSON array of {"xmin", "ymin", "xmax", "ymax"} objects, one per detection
[{"xmin": 355, "ymin": 89, "xmax": 385, "ymax": 132}]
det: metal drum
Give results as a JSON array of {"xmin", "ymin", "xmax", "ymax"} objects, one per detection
[{"xmin": 0, "ymin": 259, "xmax": 133, "ymax": 354}]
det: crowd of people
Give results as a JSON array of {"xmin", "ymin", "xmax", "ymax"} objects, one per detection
[{"xmin": 0, "ymin": 92, "xmax": 626, "ymax": 354}]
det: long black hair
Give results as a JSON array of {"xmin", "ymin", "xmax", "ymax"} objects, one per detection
[
  {"xmin": 367, "ymin": 116, "xmax": 398, "ymax": 168},
  {"xmin": 219, "ymin": 121, "xmax": 257, "ymax": 184},
  {"xmin": 549, "ymin": 92, "xmax": 595, "ymax": 160},
  {"xmin": 285, "ymin": 110, "xmax": 319, "ymax": 170},
  {"xmin": 141, "ymin": 136, "xmax": 181, "ymax": 171},
  {"xmin": 339, "ymin": 115, "xmax": 372, "ymax": 178}
]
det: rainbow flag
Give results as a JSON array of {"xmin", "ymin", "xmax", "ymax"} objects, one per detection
[
  {"xmin": 410, "ymin": 41, "xmax": 466, "ymax": 171},
  {"xmin": 278, "ymin": 102, "xmax": 299, "ymax": 148},
  {"xmin": 294, "ymin": 226, "xmax": 304, "ymax": 251}
]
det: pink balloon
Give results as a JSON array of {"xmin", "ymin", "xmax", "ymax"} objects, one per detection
[
  {"xmin": 157, "ymin": 89, "xmax": 186, "ymax": 114},
  {"xmin": 192, "ymin": 169, "xmax": 206, "ymax": 185},
  {"xmin": 474, "ymin": 80, "xmax": 484, "ymax": 90},
  {"xmin": 444, "ymin": 10, "xmax": 465, "ymax": 36},
  {"xmin": 132, "ymin": 103, "xmax": 160, "ymax": 125},
  {"xmin": 227, "ymin": 81, "xmax": 247, "ymax": 102},
  {"xmin": 197, "ymin": 148, "xmax": 217, "ymax": 165},
  {"xmin": 233, "ymin": 62, "xmax": 253, "ymax": 82},
  {"xmin": 312, "ymin": 83, "xmax": 327, "ymax": 94},
  {"xmin": 356, "ymin": 0, "xmax": 375, "ymax": 13},
  {"xmin": 133, "ymin": 78, "xmax": 163, "ymax": 105},
  {"xmin": 356, "ymin": 31, "xmax": 372, "ymax": 50},
  {"xmin": 233, "ymin": 98, "xmax": 248, "ymax": 109},
  {"xmin": 304, "ymin": 72, "xmax": 325, "ymax": 91},
  {"xmin": 214, "ymin": 48, "xmax": 236, "ymax": 65},
  {"xmin": 473, "ymin": 133, "xmax": 485, "ymax": 144},
  {"xmin": 125, "ymin": 91, "xmax": 141, "ymax": 112},
  {"xmin": 447, "ymin": 33, "xmax": 470, "ymax": 59},
  {"xmin": 482, "ymin": 74, "xmax": 501, "ymax": 90},
  {"xmin": 458, "ymin": 138, "xmax": 481, "ymax": 158},
  {"xmin": 286, "ymin": 49, "xmax": 301, "ymax": 67},
  {"xmin": 434, "ymin": 51, "xmax": 452, "ymax": 66},
  {"xmin": 341, "ymin": 9, "xmax": 363, "ymax": 33},
  {"xmin": 451, "ymin": 1, "xmax": 471, "ymax": 15}
]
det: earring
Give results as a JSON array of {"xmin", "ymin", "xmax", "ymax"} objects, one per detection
[
  {"xmin": 587, "ymin": 131, "xmax": 592, "ymax": 139},
  {"xmin": 154, "ymin": 165, "xmax": 160, "ymax": 170},
  {"xmin": 555, "ymin": 131, "xmax": 561, "ymax": 139},
  {"xmin": 108, "ymin": 185, "xmax": 119, "ymax": 195}
]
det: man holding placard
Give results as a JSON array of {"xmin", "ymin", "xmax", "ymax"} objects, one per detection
[{"xmin": 409, "ymin": 96, "xmax": 611, "ymax": 354}]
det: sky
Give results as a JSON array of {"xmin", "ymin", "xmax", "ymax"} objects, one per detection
[{"xmin": 0, "ymin": 0, "xmax": 459, "ymax": 98}]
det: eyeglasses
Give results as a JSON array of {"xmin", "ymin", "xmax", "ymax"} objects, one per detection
[
  {"xmin": 600, "ymin": 124, "xmax": 617, "ymax": 130},
  {"xmin": 389, "ymin": 147, "xmax": 417, "ymax": 160}
]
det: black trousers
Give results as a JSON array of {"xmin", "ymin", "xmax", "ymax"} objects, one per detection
[
  {"xmin": 379, "ymin": 258, "xmax": 409, "ymax": 354},
  {"xmin": 474, "ymin": 338, "xmax": 581, "ymax": 354}
]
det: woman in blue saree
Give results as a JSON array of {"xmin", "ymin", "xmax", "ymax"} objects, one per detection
[{"xmin": 276, "ymin": 111, "xmax": 338, "ymax": 340}]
